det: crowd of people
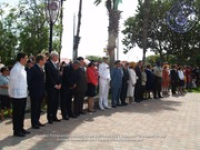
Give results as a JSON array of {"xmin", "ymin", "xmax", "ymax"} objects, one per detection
[{"xmin": 0, "ymin": 51, "xmax": 200, "ymax": 137}]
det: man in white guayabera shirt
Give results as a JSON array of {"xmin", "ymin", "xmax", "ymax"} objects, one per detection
[
  {"xmin": 9, "ymin": 52, "xmax": 30, "ymax": 137},
  {"xmin": 98, "ymin": 57, "xmax": 111, "ymax": 110}
]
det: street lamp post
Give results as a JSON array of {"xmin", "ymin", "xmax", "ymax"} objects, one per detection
[{"xmin": 46, "ymin": 0, "xmax": 61, "ymax": 53}]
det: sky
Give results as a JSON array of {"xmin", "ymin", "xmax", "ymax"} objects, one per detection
[{"xmin": 3, "ymin": 0, "xmax": 154, "ymax": 61}]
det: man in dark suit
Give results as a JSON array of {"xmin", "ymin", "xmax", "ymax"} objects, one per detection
[
  {"xmin": 170, "ymin": 64, "xmax": 179, "ymax": 95},
  {"xmin": 45, "ymin": 51, "xmax": 61, "ymax": 124},
  {"xmin": 134, "ymin": 61, "xmax": 143, "ymax": 102},
  {"xmin": 72, "ymin": 59, "xmax": 87, "ymax": 116},
  {"xmin": 25, "ymin": 59, "xmax": 34, "ymax": 78},
  {"xmin": 120, "ymin": 62, "xmax": 129, "ymax": 106},
  {"xmin": 60, "ymin": 62, "xmax": 77, "ymax": 119},
  {"xmin": 145, "ymin": 65, "xmax": 154, "ymax": 99},
  {"xmin": 28, "ymin": 54, "xmax": 46, "ymax": 129}
]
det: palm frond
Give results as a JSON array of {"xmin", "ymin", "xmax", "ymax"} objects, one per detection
[{"xmin": 94, "ymin": 0, "xmax": 103, "ymax": 6}]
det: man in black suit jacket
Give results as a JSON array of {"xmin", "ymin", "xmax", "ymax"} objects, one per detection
[
  {"xmin": 60, "ymin": 62, "xmax": 77, "ymax": 119},
  {"xmin": 45, "ymin": 51, "xmax": 61, "ymax": 124},
  {"xmin": 170, "ymin": 64, "xmax": 179, "ymax": 94},
  {"xmin": 134, "ymin": 61, "xmax": 143, "ymax": 102},
  {"xmin": 72, "ymin": 59, "xmax": 87, "ymax": 116},
  {"xmin": 120, "ymin": 63, "xmax": 129, "ymax": 106},
  {"xmin": 28, "ymin": 54, "xmax": 46, "ymax": 129}
]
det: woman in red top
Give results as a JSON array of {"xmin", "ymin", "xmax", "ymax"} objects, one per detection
[{"xmin": 86, "ymin": 61, "xmax": 99, "ymax": 112}]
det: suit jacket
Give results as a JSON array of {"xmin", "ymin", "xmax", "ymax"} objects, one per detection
[
  {"xmin": 45, "ymin": 61, "xmax": 61, "ymax": 89},
  {"xmin": 170, "ymin": 69, "xmax": 179, "ymax": 82},
  {"xmin": 61, "ymin": 63, "xmax": 75, "ymax": 89},
  {"xmin": 28, "ymin": 64, "xmax": 45, "ymax": 99},
  {"xmin": 122, "ymin": 68, "xmax": 129, "ymax": 85},
  {"xmin": 111, "ymin": 68, "xmax": 123, "ymax": 88},
  {"xmin": 135, "ymin": 66, "xmax": 142, "ymax": 86},
  {"xmin": 145, "ymin": 69, "xmax": 154, "ymax": 91},
  {"xmin": 73, "ymin": 68, "xmax": 87, "ymax": 92}
]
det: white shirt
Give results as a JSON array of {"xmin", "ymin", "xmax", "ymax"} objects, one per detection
[
  {"xmin": 153, "ymin": 66, "xmax": 162, "ymax": 78},
  {"xmin": 178, "ymin": 70, "xmax": 185, "ymax": 80},
  {"xmin": 9, "ymin": 62, "xmax": 28, "ymax": 98},
  {"xmin": 98, "ymin": 62, "xmax": 110, "ymax": 80}
]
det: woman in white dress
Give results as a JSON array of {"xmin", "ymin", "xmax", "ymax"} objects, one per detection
[{"xmin": 127, "ymin": 64, "xmax": 138, "ymax": 103}]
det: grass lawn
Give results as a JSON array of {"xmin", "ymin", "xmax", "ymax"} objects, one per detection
[{"xmin": 191, "ymin": 87, "xmax": 200, "ymax": 93}]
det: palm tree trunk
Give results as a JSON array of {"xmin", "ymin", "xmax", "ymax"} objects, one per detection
[
  {"xmin": 73, "ymin": 0, "xmax": 82, "ymax": 60},
  {"xmin": 142, "ymin": 0, "xmax": 150, "ymax": 64},
  {"xmin": 59, "ymin": 0, "xmax": 64, "ymax": 54},
  {"xmin": 108, "ymin": 10, "xmax": 121, "ymax": 68}
]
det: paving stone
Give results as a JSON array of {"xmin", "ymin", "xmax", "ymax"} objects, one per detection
[{"xmin": 0, "ymin": 93, "xmax": 200, "ymax": 150}]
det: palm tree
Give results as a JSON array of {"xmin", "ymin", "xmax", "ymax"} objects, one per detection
[
  {"xmin": 141, "ymin": 0, "xmax": 150, "ymax": 64},
  {"xmin": 73, "ymin": 0, "xmax": 82, "ymax": 60},
  {"xmin": 94, "ymin": 0, "xmax": 122, "ymax": 68}
]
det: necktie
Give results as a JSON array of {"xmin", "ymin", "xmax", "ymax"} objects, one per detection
[{"xmin": 40, "ymin": 68, "xmax": 44, "ymax": 74}]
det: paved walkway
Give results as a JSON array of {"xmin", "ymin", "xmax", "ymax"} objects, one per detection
[{"xmin": 0, "ymin": 93, "xmax": 200, "ymax": 150}]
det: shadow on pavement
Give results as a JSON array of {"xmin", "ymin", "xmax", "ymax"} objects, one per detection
[{"xmin": 0, "ymin": 95, "xmax": 183, "ymax": 150}]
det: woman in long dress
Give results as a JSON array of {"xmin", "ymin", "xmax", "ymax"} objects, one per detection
[
  {"xmin": 127, "ymin": 64, "xmax": 138, "ymax": 103},
  {"xmin": 162, "ymin": 66, "xmax": 170, "ymax": 95}
]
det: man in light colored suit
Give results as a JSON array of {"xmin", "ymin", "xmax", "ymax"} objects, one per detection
[{"xmin": 111, "ymin": 60, "xmax": 123, "ymax": 108}]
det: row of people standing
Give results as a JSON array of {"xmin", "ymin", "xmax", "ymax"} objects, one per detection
[
  {"xmin": 5, "ymin": 51, "xmax": 198, "ymax": 137},
  {"xmin": 8, "ymin": 51, "xmax": 101, "ymax": 137}
]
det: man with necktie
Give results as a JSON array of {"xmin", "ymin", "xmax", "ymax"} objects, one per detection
[
  {"xmin": 28, "ymin": 54, "xmax": 46, "ymax": 129},
  {"xmin": 45, "ymin": 51, "xmax": 61, "ymax": 124}
]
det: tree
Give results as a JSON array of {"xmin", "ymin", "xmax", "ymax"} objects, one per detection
[
  {"xmin": 86, "ymin": 55, "xmax": 102, "ymax": 62},
  {"xmin": 17, "ymin": 0, "xmax": 50, "ymax": 55},
  {"xmin": 94, "ymin": 0, "xmax": 122, "ymax": 68},
  {"xmin": 141, "ymin": 0, "xmax": 150, "ymax": 64},
  {"xmin": 0, "ymin": 3, "xmax": 18, "ymax": 63},
  {"xmin": 0, "ymin": 0, "xmax": 62, "ymax": 64},
  {"xmin": 122, "ymin": 0, "xmax": 200, "ymax": 65}
]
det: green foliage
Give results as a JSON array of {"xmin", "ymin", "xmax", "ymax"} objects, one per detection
[
  {"xmin": 0, "ymin": 1, "xmax": 62, "ymax": 65},
  {"xmin": 0, "ymin": 3, "xmax": 18, "ymax": 63},
  {"xmin": 191, "ymin": 87, "xmax": 200, "ymax": 93},
  {"xmin": 145, "ymin": 55, "xmax": 160, "ymax": 66},
  {"xmin": 122, "ymin": 0, "xmax": 200, "ymax": 66},
  {"xmin": 85, "ymin": 55, "xmax": 102, "ymax": 62},
  {"xmin": 94, "ymin": 0, "xmax": 103, "ymax": 6},
  {"xmin": 94, "ymin": 0, "xmax": 122, "ymax": 10}
]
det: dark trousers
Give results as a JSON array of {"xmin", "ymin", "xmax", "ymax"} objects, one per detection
[
  {"xmin": 74, "ymin": 91, "xmax": 85, "ymax": 115},
  {"xmin": 141, "ymin": 85, "xmax": 146, "ymax": 99},
  {"xmin": 112, "ymin": 87, "xmax": 121, "ymax": 106},
  {"xmin": 66, "ymin": 89, "xmax": 73, "ymax": 116},
  {"xmin": 120, "ymin": 83, "xmax": 128, "ymax": 104},
  {"xmin": 30, "ymin": 96, "xmax": 43, "ymax": 126},
  {"xmin": 153, "ymin": 77, "xmax": 162, "ymax": 98},
  {"xmin": 135, "ymin": 82, "xmax": 142, "ymax": 102},
  {"xmin": 47, "ymin": 88, "xmax": 59, "ymax": 121},
  {"xmin": 171, "ymin": 81, "xmax": 177, "ymax": 94},
  {"xmin": 60, "ymin": 88, "xmax": 73, "ymax": 118},
  {"xmin": 11, "ymin": 98, "xmax": 26, "ymax": 133}
]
